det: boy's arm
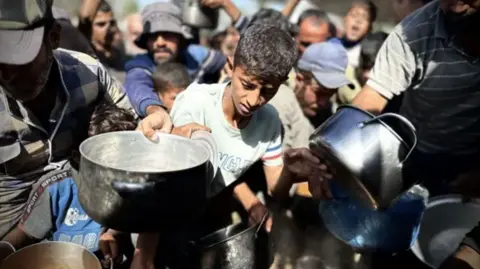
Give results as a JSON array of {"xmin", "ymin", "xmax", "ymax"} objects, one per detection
[{"xmin": 233, "ymin": 183, "xmax": 272, "ymax": 232}]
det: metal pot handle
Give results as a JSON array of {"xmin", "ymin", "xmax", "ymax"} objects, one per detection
[
  {"xmin": 111, "ymin": 180, "xmax": 164, "ymax": 198},
  {"xmin": 359, "ymin": 113, "xmax": 418, "ymax": 163},
  {"xmin": 191, "ymin": 131, "xmax": 219, "ymax": 184},
  {"xmin": 255, "ymin": 212, "xmax": 270, "ymax": 238}
]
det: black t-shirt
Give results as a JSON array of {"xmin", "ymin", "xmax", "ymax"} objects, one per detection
[{"xmin": 57, "ymin": 19, "xmax": 96, "ymax": 57}]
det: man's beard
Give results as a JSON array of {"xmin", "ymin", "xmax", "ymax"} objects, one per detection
[
  {"xmin": 445, "ymin": 10, "xmax": 480, "ymax": 33},
  {"xmin": 151, "ymin": 47, "xmax": 177, "ymax": 65}
]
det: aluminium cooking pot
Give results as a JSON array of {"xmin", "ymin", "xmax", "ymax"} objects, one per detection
[
  {"xmin": 411, "ymin": 195, "xmax": 480, "ymax": 268},
  {"xmin": 195, "ymin": 214, "xmax": 273, "ymax": 269},
  {"xmin": 182, "ymin": 0, "xmax": 219, "ymax": 29},
  {"xmin": 0, "ymin": 242, "xmax": 102, "ymax": 269},
  {"xmin": 76, "ymin": 131, "xmax": 219, "ymax": 233},
  {"xmin": 309, "ymin": 105, "xmax": 418, "ymax": 210}
]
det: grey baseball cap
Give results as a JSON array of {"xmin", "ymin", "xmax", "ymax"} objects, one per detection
[
  {"xmin": 297, "ymin": 39, "xmax": 353, "ymax": 89},
  {"xmin": 0, "ymin": 0, "xmax": 53, "ymax": 65},
  {"xmin": 135, "ymin": 2, "xmax": 193, "ymax": 49}
]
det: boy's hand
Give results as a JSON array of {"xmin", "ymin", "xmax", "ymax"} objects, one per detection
[
  {"xmin": 248, "ymin": 202, "xmax": 273, "ymax": 233},
  {"xmin": 137, "ymin": 106, "xmax": 173, "ymax": 141},
  {"xmin": 99, "ymin": 229, "xmax": 121, "ymax": 266},
  {"xmin": 284, "ymin": 148, "xmax": 333, "ymax": 199},
  {"xmin": 171, "ymin": 123, "xmax": 212, "ymax": 138}
]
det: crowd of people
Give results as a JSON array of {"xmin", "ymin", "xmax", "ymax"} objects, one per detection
[{"xmin": 0, "ymin": 0, "xmax": 479, "ymax": 269}]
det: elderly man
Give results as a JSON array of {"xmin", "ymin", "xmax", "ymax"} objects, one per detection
[
  {"xmin": 0, "ymin": 0, "xmax": 170, "ymax": 239},
  {"xmin": 124, "ymin": 2, "xmax": 226, "ymax": 118}
]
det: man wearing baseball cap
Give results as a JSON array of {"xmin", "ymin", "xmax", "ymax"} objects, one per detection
[
  {"xmin": 0, "ymin": 0, "xmax": 172, "ymax": 240},
  {"xmin": 295, "ymin": 39, "xmax": 354, "ymax": 127},
  {"xmin": 124, "ymin": 2, "xmax": 226, "ymax": 118}
]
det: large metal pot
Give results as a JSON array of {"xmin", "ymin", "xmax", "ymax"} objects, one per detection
[
  {"xmin": 0, "ymin": 242, "xmax": 102, "ymax": 269},
  {"xmin": 76, "ymin": 131, "xmax": 218, "ymax": 232},
  {"xmin": 195, "ymin": 215, "xmax": 273, "ymax": 269},
  {"xmin": 182, "ymin": 0, "xmax": 219, "ymax": 29},
  {"xmin": 309, "ymin": 105, "xmax": 417, "ymax": 210},
  {"xmin": 411, "ymin": 195, "xmax": 480, "ymax": 268}
]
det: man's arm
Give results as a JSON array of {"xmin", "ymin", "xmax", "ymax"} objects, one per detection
[
  {"xmin": 124, "ymin": 67, "xmax": 163, "ymax": 117},
  {"xmin": 352, "ymin": 29, "xmax": 418, "ymax": 114},
  {"xmin": 78, "ymin": 0, "xmax": 101, "ymax": 39},
  {"xmin": 281, "ymin": 0, "xmax": 300, "ymax": 17}
]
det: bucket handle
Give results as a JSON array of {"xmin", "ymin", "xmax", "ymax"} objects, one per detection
[
  {"xmin": 254, "ymin": 212, "xmax": 270, "ymax": 238},
  {"xmin": 358, "ymin": 113, "xmax": 418, "ymax": 163}
]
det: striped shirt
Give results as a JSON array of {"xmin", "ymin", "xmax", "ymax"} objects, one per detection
[
  {"xmin": 367, "ymin": 1, "xmax": 480, "ymax": 154},
  {"xmin": 0, "ymin": 49, "xmax": 133, "ymax": 238}
]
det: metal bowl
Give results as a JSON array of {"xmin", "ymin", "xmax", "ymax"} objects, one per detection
[
  {"xmin": 411, "ymin": 195, "xmax": 480, "ymax": 268},
  {"xmin": 0, "ymin": 242, "xmax": 101, "ymax": 269}
]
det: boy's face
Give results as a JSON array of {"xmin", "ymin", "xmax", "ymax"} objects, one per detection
[
  {"xmin": 92, "ymin": 11, "xmax": 117, "ymax": 48},
  {"xmin": 230, "ymin": 66, "xmax": 283, "ymax": 117},
  {"xmin": 158, "ymin": 87, "xmax": 184, "ymax": 112},
  {"xmin": 344, "ymin": 5, "xmax": 371, "ymax": 42}
]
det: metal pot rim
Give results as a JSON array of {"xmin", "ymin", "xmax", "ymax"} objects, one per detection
[
  {"xmin": 197, "ymin": 222, "xmax": 260, "ymax": 249},
  {"xmin": 79, "ymin": 131, "xmax": 210, "ymax": 174},
  {"xmin": 3, "ymin": 241, "xmax": 98, "ymax": 261},
  {"xmin": 337, "ymin": 105, "xmax": 412, "ymax": 150},
  {"xmin": 411, "ymin": 194, "xmax": 480, "ymax": 268}
]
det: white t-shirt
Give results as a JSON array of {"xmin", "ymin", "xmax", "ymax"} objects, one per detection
[{"xmin": 170, "ymin": 83, "xmax": 283, "ymax": 194}]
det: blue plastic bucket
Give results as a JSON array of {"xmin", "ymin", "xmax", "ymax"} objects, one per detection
[{"xmin": 319, "ymin": 183, "xmax": 428, "ymax": 253}]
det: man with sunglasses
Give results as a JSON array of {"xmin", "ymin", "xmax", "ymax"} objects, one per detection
[{"xmin": 0, "ymin": 0, "xmax": 171, "ymax": 239}]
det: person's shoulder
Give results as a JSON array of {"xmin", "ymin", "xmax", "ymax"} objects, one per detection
[
  {"xmin": 177, "ymin": 82, "xmax": 225, "ymax": 103},
  {"xmin": 393, "ymin": 1, "xmax": 439, "ymax": 44},
  {"xmin": 55, "ymin": 48, "xmax": 100, "ymax": 68},
  {"xmin": 125, "ymin": 53, "xmax": 155, "ymax": 72},
  {"xmin": 185, "ymin": 44, "xmax": 210, "ymax": 63},
  {"xmin": 256, "ymin": 103, "xmax": 282, "ymax": 130}
]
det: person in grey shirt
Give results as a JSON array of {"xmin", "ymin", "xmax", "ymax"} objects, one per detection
[{"xmin": 316, "ymin": 0, "xmax": 480, "ymax": 195}]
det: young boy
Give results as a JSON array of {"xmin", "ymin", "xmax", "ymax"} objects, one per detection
[
  {"xmin": 152, "ymin": 63, "xmax": 191, "ymax": 112},
  {"xmin": 3, "ymin": 103, "xmax": 137, "ymax": 265},
  {"xmin": 342, "ymin": 0, "xmax": 377, "ymax": 68},
  {"xmin": 132, "ymin": 23, "xmax": 300, "ymax": 269}
]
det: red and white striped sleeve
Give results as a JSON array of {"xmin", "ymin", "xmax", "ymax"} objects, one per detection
[{"xmin": 262, "ymin": 134, "xmax": 283, "ymax": 167}]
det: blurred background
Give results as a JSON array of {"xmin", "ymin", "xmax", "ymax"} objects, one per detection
[{"xmin": 54, "ymin": 0, "xmax": 396, "ymax": 33}]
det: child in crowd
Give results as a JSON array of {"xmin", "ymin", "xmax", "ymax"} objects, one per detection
[
  {"xmin": 3, "ymin": 103, "xmax": 138, "ymax": 266},
  {"xmin": 132, "ymin": 23, "xmax": 299, "ymax": 269},
  {"xmin": 342, "ymin": 0, "xmax": 377, "ymax": 68},
  {"xmin": 152, "ymin": 63, "xmax": 191, "ymax": 112},
  {"xmin": 356, "ymin": 31, "xmax": 389, "ymax": 86}
]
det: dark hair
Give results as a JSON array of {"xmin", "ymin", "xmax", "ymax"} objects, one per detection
[
  {"xmin": 210, "ymin": 31, "xmax": 227, "ymax": 51},
  {"xmin": 234, "ymin": 24, "xmax": 298, "ymax": 83},
  {"xmin": 88, "ymin": 103, "xmax": 137, "ymax": 137},
  {"xmin": 359, "ymin": 31, "xmax": 388, "ymax": 72},
  {"xmin": 152, "ymin": 63, "xmax": 191, "ymax": 93},
  {"xmin": 98, "ymin": 0, "xmax": 113, "ymax": 13},
  {"xmin": 247, "ymin": 8, "xmax": 298, "ymax": 37},
  {"xmin": 351, "ymin": 0, "xmax": 378, "ymax": 23},
  {"xmin": 297, "ymin": 9, "xmax": 336, "ymax": 37}
]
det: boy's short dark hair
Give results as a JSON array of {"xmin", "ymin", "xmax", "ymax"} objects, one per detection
[
  {"xmin": 234, "ymin": 24, "xmax": 298, "ymax": 84},
  {"xmin": 88, "ymin": 103, "xmax": 138, "ymax": 137},
  {"xmin": 247, "ymin": 8, "xmax": 298, "ymax": 37},
  {"xmin": 152, "ymin": 63, "xmax": 191, "ymax": 93},
  {"xmin": 359, "ymin": 31, "xmax": 388, "ymax": 71},
  {"xmin": 98, "ymin": 0, "xmax": 112, "ymax": 13},
  {"xmin": 351, "ymin": 0, "xmax": 378, "ymax": 23}
]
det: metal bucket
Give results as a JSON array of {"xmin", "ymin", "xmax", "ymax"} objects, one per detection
[{"xmin": 411, "ymin": 195, "xmax": 480, "ymax": 268}]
